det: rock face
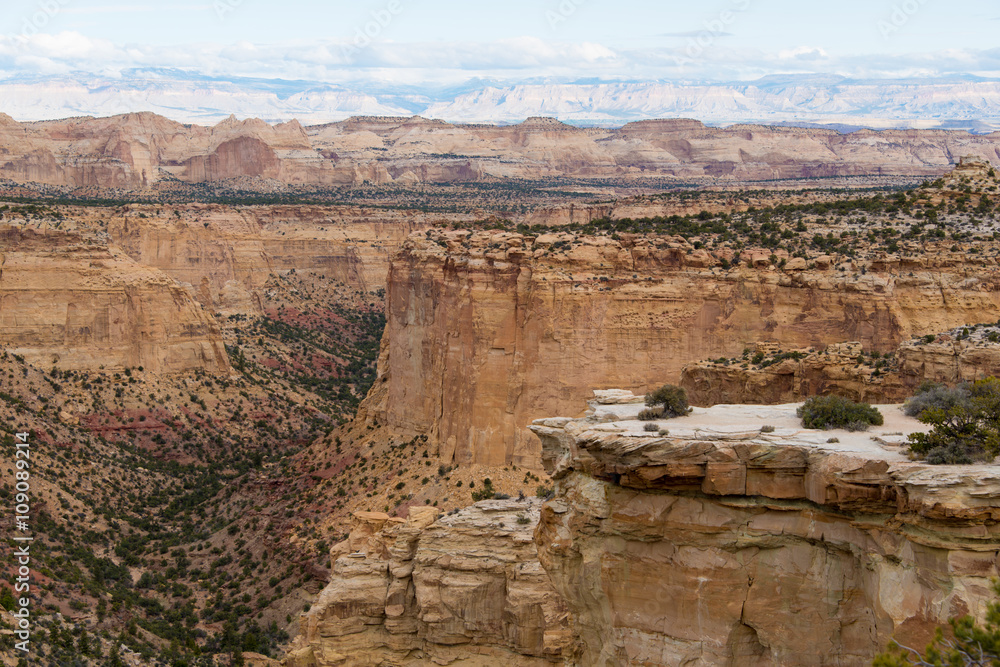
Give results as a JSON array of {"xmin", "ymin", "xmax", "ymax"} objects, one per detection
[
  {"xmin": 370, "ymin": 230, "xmax": 1000, "ymax": 468},
  {"xmin": 681, "ymin": 342, "xmax": 906, "ymax": 406},
  {"xmin": 530, "ymin": 396, "xmax": 1000, "ymax": 666},
  {"xmin": 897, "ymin": 328, "xmax": 1000, "ymax": 388},
  {"xmin": 3, "ymin": 113, "xmax": 1000, "ymax": 188},
  {"xmin": 0, "ymin": 226, "xmax": 228, "ymax": 372},
  {"xmin": 0, "ymin": 203, "xmax": 447, "ymax": 372},
  {"xmin": 283, "ymin": 501, "xmax": 575, "ymax": 666},
  {"xmin": 682, "ymin": 328, "xmax": 1000, "ymax": 407},
  {"xmin": 106, "ymin": 204, "xmax": 440, "ymax": 313}
]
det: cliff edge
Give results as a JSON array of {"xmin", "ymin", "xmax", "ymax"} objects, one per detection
[{"xmin": 531, "ymin": 392, "xmax": 1000, "ymax": 665}]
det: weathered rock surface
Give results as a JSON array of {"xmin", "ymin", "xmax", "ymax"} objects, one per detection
[
  {"xmin": 0, "ymin": 226, "xmax": 228, "ymax": 372},
  {"xmin": 682, "ymin": 327, "xmax": 1000, "ymax": 407},
  {"xmin": 106, "ymin": 203, "xmax": 442, "ymax": 313},
  {"xmin": 682, "ymin": 342, "xmax": 906, "ymax": 406},
  {"xmin": 3, "ymin": 113, "xmax": 1000, "ymax": 188},
  {"xmin": 371, "ymin": 229, "xmax": 1000, "ymax": 468},
  {"xmin": 531, "ymin": 396, "xmax": 1000, "ymax": 666},
  {"xmin": 283, "ymin": 501, "xmax": 575, "ymax": 666}
]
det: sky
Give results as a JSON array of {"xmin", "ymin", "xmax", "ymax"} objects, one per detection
[{"xmin": 0, "ymin": 0, "xmax": 998, "ymax": 85}]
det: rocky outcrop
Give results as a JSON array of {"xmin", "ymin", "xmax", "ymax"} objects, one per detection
[
  {"xmin": 682, "ymin": 326, "xmax": 1000, "ymax": 407},
  {"xmin": 0, "ymin": 226, "xmax": 228, "ymax": 372},
  {"xmin": 897, "ymin": 326, "xmax": 1000, "ymax": 387},
  {"xmin": 370, "ymin": 230, "xmax": 1000, "ymax": 468},
  {"xmin": 283, "ymin": 501, "xmax": 575, "ymax": 666},
  {"xmin": 3, "ymin": 113, "xmax": 1000, "ymax": 188},
  {"xmin": 530, "ymin": 395, "xmax": 1000, "ymax": 666},
  {"xmin": 681, "ymin": 342, "xmax": 905, "ymax": 406}
]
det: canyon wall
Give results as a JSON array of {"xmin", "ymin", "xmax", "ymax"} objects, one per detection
[
  {"xmin": 372, "ymin": 230, "xmax": 1000, "ymax": 468},
  {"xmin": 0, "ymin": 226, "xmax": 228, "ymax": 372},
  {"xmin": 0, "ymin": 202, "xmax": 446, "ymax": 371},
  {"xmin": 106, "ymin": 204, "xmax": 443, "ymax": 314},
  {"xmin": 284, "ymin": 501, "xmax": 576, "ymax": 666},
  {"xmin": 530, "ymin": 397, "xmax": 1000, "ymax": 666},
  {"xmin": 3, "ymin": 113, "xmax": 1000, "ymax": 188}
]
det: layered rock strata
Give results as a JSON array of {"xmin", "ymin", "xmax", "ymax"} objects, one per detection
[
  {"xmin": 0, "ymin": 226, "xmax": 228, "ymax": 372},
  {"xmin": 284, "ymin": 501, "xmax": 575, "ymax": 666},
  {"xmin": 682, "ymin": 327, "xmax": 1000, "ymax": 407},
  {"xmin": 3, "ymin": 113, "xmax": 1000, "ymax": 188},
  {"xmin": 371, "ymin": 230, "xmax": 1000, "ymax": 467},
  {"xmin": 681, "ymin": 342, "xmax": 905, "ymax": 406},
  {"xmin": 106, "ymin": 204, "xmax": 440, "ymax": 313},
  {"xmin": 530, "ymin": 395, "xmax": 1000, "ymax": 666}
]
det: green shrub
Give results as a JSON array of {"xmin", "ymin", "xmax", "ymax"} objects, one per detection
[
  {"xmin": 643, "ymin": 423, "xmax": 659, "ymax": 432},
  {"xmin": 797, "ymin": 395, "xmax": 883, "ymax": 431},
  {"xmin": 471, "ymin": 478, "xmax": 496, "ymax": 502},
  {"xmin": 644, "ymin": 384, "xmax": 690, "ymax": 418},
  {"xmin": 907, "ymin": 377, "xmax": 1000, "ymax": 464}
]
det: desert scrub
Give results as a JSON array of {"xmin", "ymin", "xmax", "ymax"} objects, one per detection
[
  {"xmin": 643, "ymin": 422, "xmax": 660, "ymax": 432},
  {"xmin": 644, "ymin": 384, "xmax": 690, "ymax": 418},
  {"xmin": 638, "ymin": 408, "xmax": 663, "ymax": 421},
  {"xmin": 797, "ymin": 395, "xmax": 883, "ymax": 431},
  {"xmin": 903, "ymin": 381, "xmax": 970, "ymax": 418},
  {"xmin": 906, "ymin": 377, "xmax": 1000, "ymax": 464}
]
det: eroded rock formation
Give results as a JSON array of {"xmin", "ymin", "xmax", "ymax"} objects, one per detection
[
  {"xmin": 370, "ymin": 229, "xmax": 1000, "ymax": 468},
  {"xmin": 0, "ymin": 226, "xmax": 228, "ymax": 372},
  {"xmin": 3, "ymin": 113, "xmax": 1000, "ymax": 188},
  {"xmin": 530, "ymin": 395, "xmax": 1000, "ymax": 666},
  {"xmin": 106, "ymin": 204, "xmax": 441, "ymax": 313},
  {"xmin": 284, "ymin": 501, "xmax": 575, "ymax": 666},
  {"xmin": 682, "ymin": 326, "xmax": 1000, "ymax": 407}
]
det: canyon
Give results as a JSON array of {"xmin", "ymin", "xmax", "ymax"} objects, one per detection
[
  {"xmin": 369, "ymin": 228, "xmax": 1000, "ymax": 468},
  {"xmin": 4, "ymin": 112, "xmax": 1000, "ymax": 189},
  {"xmin": 5, "ymin": 144, "xmax": 1000, "ymax": 665},
  {"xmin": 0, "ymin": 202, "xmax": 447, "ymax": 371}
]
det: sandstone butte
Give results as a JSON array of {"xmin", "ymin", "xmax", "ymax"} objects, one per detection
[
  {"xmin": 5, "ymin": 112, "xmax": 1000, "ymax": 187},
  {"xmin": 368, "ymin": 229, "xmax": 1000, "ymax": 469},
  {"xmin": 527, "ymin": 392, "xmax": 1000, "ymax": 666}
]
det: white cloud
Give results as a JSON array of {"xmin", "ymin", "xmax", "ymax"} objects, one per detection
[{"xmin": 0, "ymin": 31, "xmax": 997, "ymax": 86}]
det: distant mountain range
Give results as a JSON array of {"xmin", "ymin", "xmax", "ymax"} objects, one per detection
[{"xmin": 3, "ymin": 70, "xmax": 1000, "ymax": 131}]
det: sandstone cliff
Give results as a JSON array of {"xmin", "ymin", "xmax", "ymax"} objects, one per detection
[
  {"xmin": 3, "ymin": 113, "xmax": 1000, "ymax": 188},
  {"xmin": 369, "ymin": 230, "xmax": 1000, "ymax": 468},
  {"xmin": 0, "ymin": 226, "xmax": 228, "ymax": 372},
  {"xmin": 681, "ymin": 342, "xmax": 906, "ymax": 406},
  {"xmin": 530, "ymin": 395, "xmax": 1000, "ymax": 666},
  {"xmin": 284, "ymin": 501, "xmax": 575, "ymax": 666},
  {"xmin": 682, "ymin": 325, "xmax": 1000, "ymax": 407},
  {"xmin": 106, "ymin": 203, "xmax": 441, "ymax": 313}
]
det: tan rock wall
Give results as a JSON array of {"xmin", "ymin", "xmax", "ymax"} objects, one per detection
[
  {"xmin": 531, "ymin": 411, "xmax": 1000, "ymax": 666},
  {"xmin": 284, "ymin": 501, "xmax": 576, "ymax": 666},
  {"xmin": 0, "ymin": 227, "xmax": 228, "ymax": 373},
  {"xmin": 374, "ymin": 231, "xmax": 1000, "ymax": 468}
]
